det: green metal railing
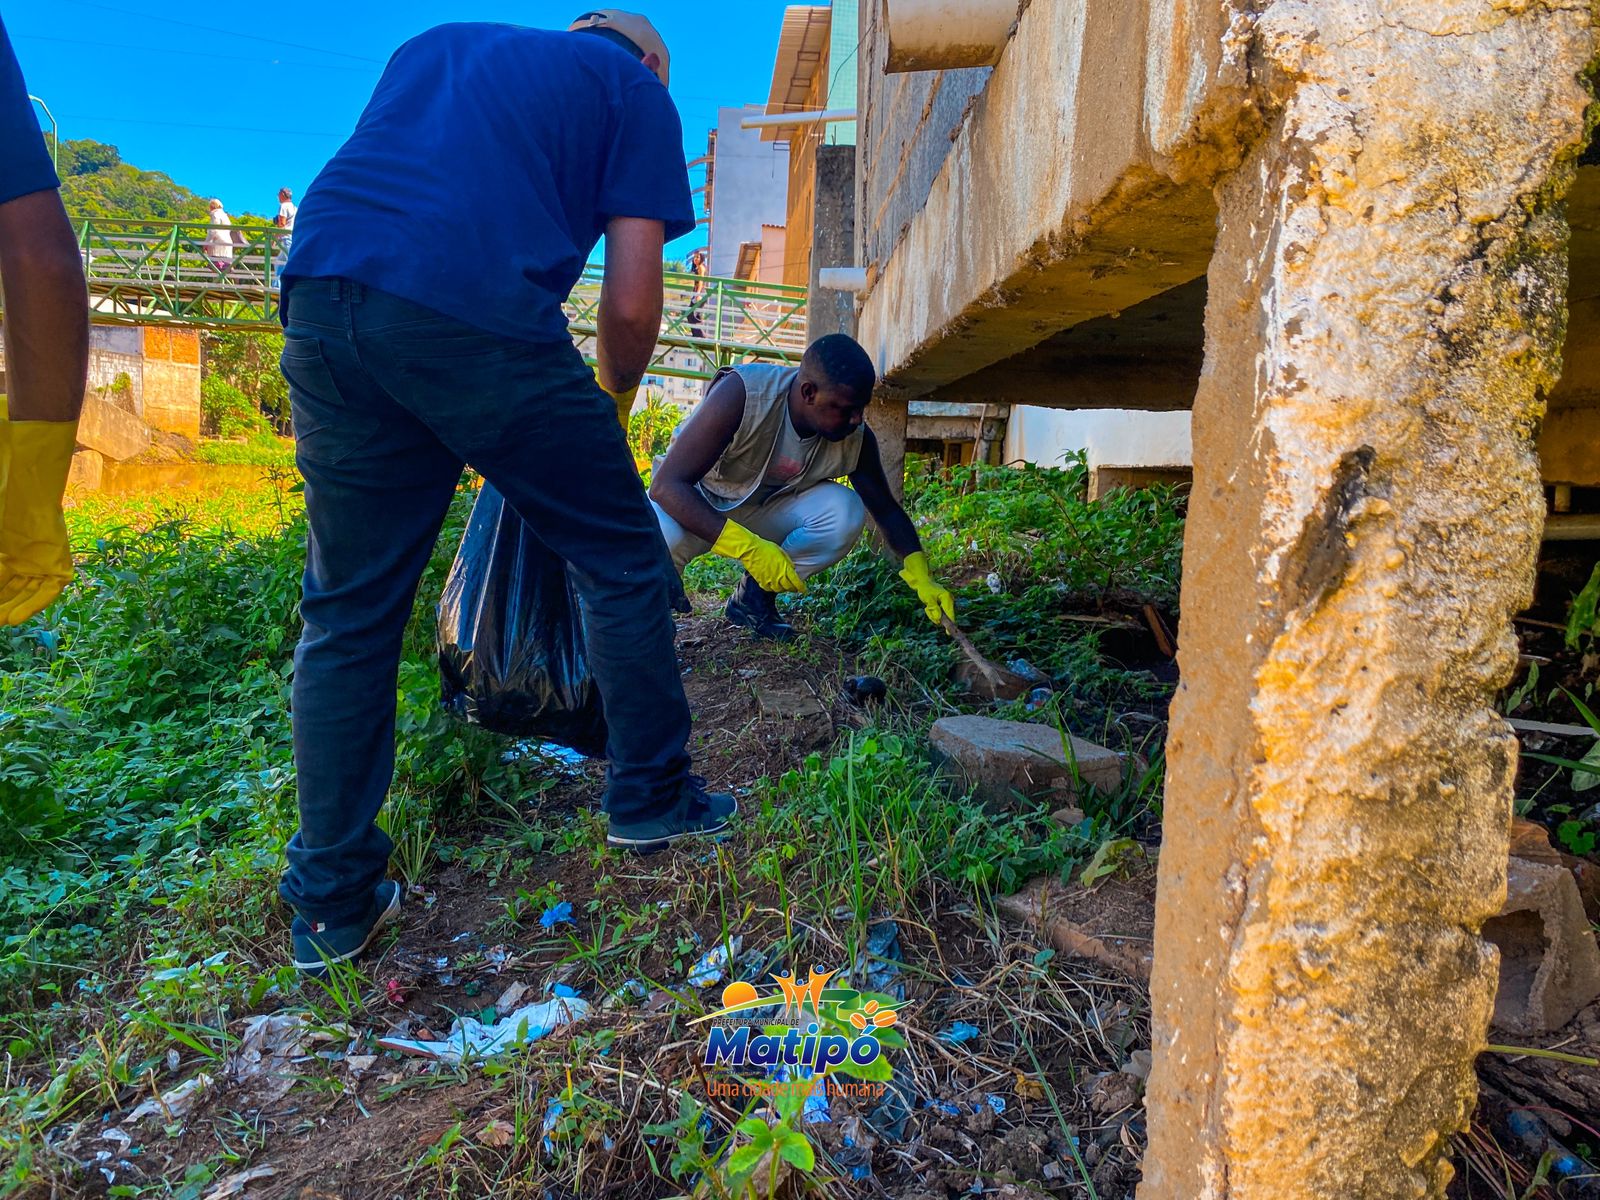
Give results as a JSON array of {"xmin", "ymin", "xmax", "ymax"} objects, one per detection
[
  {"xmin": 74, "ymin": 217, "xmax": 284, "ymax": 329},
  {"xmin": 59, "ymin": 218, "xmax": 808, "ymax": 381},
  {"xmin": 566, "ymin": 262, "xmax": 809, "ymax": 379}
]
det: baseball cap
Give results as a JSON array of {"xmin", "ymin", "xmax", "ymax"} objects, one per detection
[{"xmin": 568, "ymin": 10, "xmax": 670, "ymax": 86}]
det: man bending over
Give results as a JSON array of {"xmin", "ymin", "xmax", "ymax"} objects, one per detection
[{"xmin": 649, "ymin": 334, "xmax": 954, "ymax": 640}]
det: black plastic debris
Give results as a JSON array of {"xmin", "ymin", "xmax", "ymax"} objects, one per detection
[{"xmin": 843, "ymin": 675, "xmax": 889, "ymax": 706}]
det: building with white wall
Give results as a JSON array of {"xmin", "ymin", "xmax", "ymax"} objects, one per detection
[{"xmin": 705, "ymin": 107, "xmax": 791, "ymax": 279}]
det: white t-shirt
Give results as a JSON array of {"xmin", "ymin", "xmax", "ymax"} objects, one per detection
[
  {"xmin": 278, "ymin": 200, "xmax": 297, "ymax": 230},
  {"xmin": 205, "ymin": 209, "xmax": 234, "ymax": 258}
]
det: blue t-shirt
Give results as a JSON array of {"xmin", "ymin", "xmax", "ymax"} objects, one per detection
[
  {"xmin": 0, "ymin": 15, "xmax": 59, "ymax": 205},
  {"xmin": 285, "ymin": 23, "xmax": 695, "ymax": 343}
]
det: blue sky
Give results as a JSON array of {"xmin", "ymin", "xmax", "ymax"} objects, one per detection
[{"xmin": 8, "ymin": 0, "xmax": 797, "ymax": 257}]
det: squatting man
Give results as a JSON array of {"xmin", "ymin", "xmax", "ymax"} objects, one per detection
[{"xmin": 649, "ymin": 333, "xmax": 956, "ymax": 641}]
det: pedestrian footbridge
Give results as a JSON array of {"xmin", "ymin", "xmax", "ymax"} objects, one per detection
[{"xmin": 60, "ymin": 218, "xmax": 807, "ymax": 382}]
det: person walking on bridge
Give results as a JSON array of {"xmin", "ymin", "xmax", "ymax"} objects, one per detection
[
  {"xmin": 272, "ymin": 187, "xmax": 297, "ymax": 284},
  {"xmin": 686, "ymin": 245, "xmax": 709, "ymax": 339},
  {"xmin": 275, "ymin": 187, "xmax": 297, "ymax": 252},
  {"xmin": 204, "ymin": 198, "xmax": 243, "ymax": 273},
  {"xmin": 276, "ymin": 11, "xmax": 732, "ymax": 977}
]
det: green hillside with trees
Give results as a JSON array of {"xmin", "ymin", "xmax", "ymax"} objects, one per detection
[
  {"xmin": 53, "ymin": 137, "xmax": 273, "ymax": 226},
  {"xmin": 54, "ymin": 138, "xmax": 210, "ymax": 222}
]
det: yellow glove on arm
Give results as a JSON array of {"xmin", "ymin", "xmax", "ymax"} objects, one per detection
[
  {"xmin": 0, "ymin": 406, "xmax": 78, "ymax": 626},
  {"xmin": 711, "ymin": 521, "xmax": 806, "ymax": 595},
  {"xmin": 594, "ymin": 370, "xmax": 639, "ymax": 433},
  {"xmin": 899, "ymin": 551, "xmax": 955, "ymax": 626},
  {"xmin": 0, "ymin": 397, "xmax": 10, "ymax": 506}
]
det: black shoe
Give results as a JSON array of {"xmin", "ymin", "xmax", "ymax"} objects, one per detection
[
  {"xmin": 667, "ymin": 562, "xmax": 692, "ymax": 615},
  {"xmin": 291, "ymin": 879, "xmax": 402, "ymax": 977},
  {"xmin": 725, "ymin": 572, "xmax": 794, "ymax": 641},
  {"xmin": 607, "ymin": 776, "xmax": 737, "ymax": 854}
]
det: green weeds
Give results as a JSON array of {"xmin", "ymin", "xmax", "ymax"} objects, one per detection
[
  {"xmin": 0, "ymin": 481, "xmax": 506, "ymax": 1184},
  {"xmin": 2, "ymin": 453, "xmax": 1184, "ymax": 1197},
  {"xmin": 798, "ymin": 454, "xmax": 1184, "ymax": 754},
  {"xmin": 193, "ymin": 433, "xmax": 297, "ymax": 467},
  {"xmin": 760, "ymin": 733, "xmax": 1093, "ymax": 906},
  {"xmin": 1566, "ymin": 561, "xmax": 1600, "ymax": 650}
]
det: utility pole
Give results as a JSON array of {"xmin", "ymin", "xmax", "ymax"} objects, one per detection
[{"xmin": 28, "ymin": 94, "xmax": 57, "ymax": 172}]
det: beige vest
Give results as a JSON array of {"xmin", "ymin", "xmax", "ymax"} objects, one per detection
[{"xmin": 677, "ymin": 364, "xmax": 865, "ymax": 513}]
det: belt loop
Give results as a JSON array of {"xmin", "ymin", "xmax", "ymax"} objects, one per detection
[{"xmin": 330, "ymin": 278, "xmax": 343, "ymax": 303}]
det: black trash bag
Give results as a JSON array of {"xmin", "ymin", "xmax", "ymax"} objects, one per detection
[{"xmin": 437, "ymin": 484, "xmax": 608, "ymax": 757}]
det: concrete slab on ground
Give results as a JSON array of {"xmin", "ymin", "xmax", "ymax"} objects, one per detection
[
  {"xmin": 929, "ymin": 715, "xmax": 1123, "ymax": 804},
  {"xmin": 76, "ymin": 393, "xmax": 151, "ymax": 462},
  {"xmin": 754, "ymin": 686, "xmax": 827, "ymax": 721},
  {"xmin": 66, "ymin": 450, "xmax": 104, "ymax": 492}
]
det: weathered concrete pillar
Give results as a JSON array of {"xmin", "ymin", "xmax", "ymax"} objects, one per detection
[
  {"xmin": 1141, "ymin": 6, "xmax": 1595, "ymax": 1200},
  {"xmin": 808, "ymin": 144, "xmax": 859, "ymax": 341},
  {"xmin": 873, "ymin": 386, "xmax": 910, "ymax": 502}
]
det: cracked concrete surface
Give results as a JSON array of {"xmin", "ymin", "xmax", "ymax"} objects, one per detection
[{"xmin": 1138, "ymin": 2, "xmax": 1597, "ymax": 1198}]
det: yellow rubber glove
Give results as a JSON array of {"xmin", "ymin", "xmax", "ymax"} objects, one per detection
[
  {"xmin": 711, "ymin": 520, "xmax": 806, "ymax": 594},
  {"xmin": 594, "ymin": 371, "xmax": 639, "ymax": 433},
  {"xmin": 899, "ymin": 551, "xmax": 955, "ymax": 626},
  {"xmin": 0, "ymin": 413, "xmax": 78, "ymax": 625},
  {"xmin": 0, "ymin": 396, "xmax": 10, "ymax": 508}
]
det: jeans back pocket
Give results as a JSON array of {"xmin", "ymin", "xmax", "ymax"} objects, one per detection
[{"xmin": 283, "ymin": 336, "xmax": 381, "ymax": 468}]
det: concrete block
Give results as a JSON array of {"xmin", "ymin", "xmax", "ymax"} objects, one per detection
[
  {"xmin": 1483, "ymin": 856, "xmax": 1600, "ymax": 1036},
  {"xmin": 141, "ymin": 359, "xmax": 202, "ymax": 441},
  {"xmin": 754, "ymin": 686, "xmax": 827, "ymax": 721},
  {"xmin": 1088, "ymin": 466, "xmax": 1194, "ymax": 502},
  {"xmin": 65, "ymin": 449, "xmax": 103, "ymax": 492},
  {"xmin": 75, "ymin": 393, "xmax": 149, "ymax": 462},
  {"xmin": 929, "ymin": 715, "xmax": 1122, "ymax": 804},
  {"xmin": 86, "ymin": 351, "xmax": 143, "ymax": 418}
]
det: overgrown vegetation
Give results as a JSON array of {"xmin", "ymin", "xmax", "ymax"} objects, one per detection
[
  {"xmin": 0, "ymin": 483, "xmax": 487, "ymax": 991},
  {"xmin": 627, "ymin": 391, "xmax": 684, "ymax": 478},
  {"xmin": 193, "ymin": 433, "xmax": 297, "ymax": 467},
  {"xmin": 1, "ymin": 458, "xmax": 1178, "ymax": 1197},
  {"xmin": 199, "ymin": 374, "xmax": 270, "ymax": 440},
  {"xmin": 201, "ymin": 331, "xmax": 290, "ymax": 437},
  {"xmin": 798, "ymin": 453, "xmax": 1185, "ymax": 743},
  {"xmin": 4, "ymin": 455, "xmax": 1178, "ymax": 993}
]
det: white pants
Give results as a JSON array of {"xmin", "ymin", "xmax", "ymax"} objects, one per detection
[{"xmin": 653, "ymin": 481, "xmax": 867, "ymax": 581}]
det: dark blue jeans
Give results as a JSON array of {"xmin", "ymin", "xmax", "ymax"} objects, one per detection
[{"xmin": 278, "ymin": 278, "xmax": 691, "ymax": 927}]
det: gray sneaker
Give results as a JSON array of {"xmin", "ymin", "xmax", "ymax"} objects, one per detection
[
  {"xmin": 607, "ymin": 777, "xmax": 737, "ymax": 854},
  {"xmin": 292, "ymin": 879, "xmax": 402, "ymax": 977}
]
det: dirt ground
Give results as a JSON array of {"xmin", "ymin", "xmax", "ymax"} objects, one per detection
[
  {"xmin": 34, "ymin": 589, "xmax": 1600, "ymax": 1199},
  {"xmin": 36, "ymin": 607, "xmax": 1154, "ymax": 1200}
]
